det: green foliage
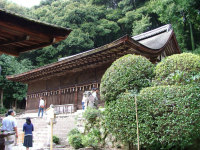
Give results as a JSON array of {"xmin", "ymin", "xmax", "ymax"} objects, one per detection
[
  {"xmin": 137, "ymin": 84, "xmax": 200, "ymax": 149},
  {"xmin": 105, "ymin": 93, "xmax": 137, "ymax": 147},
  {"xmin": 68, "ymin": 128, "xmax": 81, "ymax": 137},
  {"xmin": 83, "ymin": 108, "xmax": 101, "ymax": 124},
  {"xmin": 0, "ymin": 107, "xmax": 7, "ymax": 114},
  {"xmin": 82, "ymin": 108, "xmax": 108, "ymax": 147},
  {"xmin": 154, "ymin": 53, "xmax": 200, "ymax": 85},
  {"xmin": 132, "ymin": 15, "xmax": 151, "ymax": 36},
  {"xmin": 149, "ymin": 0, "xmax": 200, "ymax": 50},
  {"xmin": 1, "ymin": 0, "xmax": 200, "ymax": 69},
  {"xmin": 0, "ymin": 0, "xmax": 29, "ymax": 15},
  {"xmin": 53, "ymin": 135, "xmax": 59, "ymax": 144},
  {"xmin": 100, "ymin": 54, "xmax": 155, "ymax": 102},
  {"xmin": 0, "ymin": 55, "xmax": 33, "ymax": 108},
  {"xmin": 193, "ymin": 46, "xmax": 200, "ymax": 55},
  {"xmin": 105, "ymin": 84, "xmax": 200, "ymax": 149},
  {"xmin": 68, "ymin": 134, "xmax": 84, "ymax": 149},
  {"xmin": 82, "ymin": 128, "xmax": 101, "ymax": 149}
]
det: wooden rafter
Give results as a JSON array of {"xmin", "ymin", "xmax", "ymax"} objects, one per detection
[{"xmin": 0, "ymin": 35, "xmax": 29, "ymax": 46}]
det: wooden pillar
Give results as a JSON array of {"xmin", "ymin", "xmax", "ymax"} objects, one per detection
[
  {"xmin": 25, "ymin": 98, "xmax": 28, "ymax": 111},
  {"xmin": 74, "ymin": 87, "xmax": 78, "ymax": 110},
  {"xmin": 59, "ymin": 91, "xmax": 61, "ymax": 105},
  {"xmin": 59, "ymin": 79, "xmax": 61, "ymax": 105},
  {"xmin": 0, "ymin": 89, "xmax": 3, "ymax": 108}
]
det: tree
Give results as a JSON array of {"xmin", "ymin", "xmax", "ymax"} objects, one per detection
[
  {"xmin": 0, "ymin": 55, "xmax": 33, "ymax": 108},
  {"xmin": 148, "ymin": 0, "xmax": 200, "ymax": 50}
]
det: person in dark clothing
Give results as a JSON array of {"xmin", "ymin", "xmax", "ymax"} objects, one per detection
[{"xmin": 23, "ymin": 117, "xmax": 34, "ymax": 150}]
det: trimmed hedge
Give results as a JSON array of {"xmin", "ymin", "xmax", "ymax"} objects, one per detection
[
  {"xmin": 105, "ymin": 93, "xmax": 137, "ymax": 149},
  {"xmin": 154, "ymin": 53, "xmax": 200, "ymax": 85},
  {"xmin": 137, "ymin": 84, "xmax": 200, "ymax": 149},
  {"xmin": 100, "ymin": 54, "xmax": 154, "ymax": 102},
  {"xmin": 105, "ymin": 84, "xmax": 200, "ymax": 149}
]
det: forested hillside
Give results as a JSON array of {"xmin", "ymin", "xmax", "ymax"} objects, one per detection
[{"xmin": 0, "ymin": 0, "xmax": 200, "ymax": 108}]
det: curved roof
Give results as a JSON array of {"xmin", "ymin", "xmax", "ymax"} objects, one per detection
[
  {"xmin": 0, "ymin": 9, "xmax": 72, "ymax": 56},
  {"xmin": 7, "ymin": 24, "xmax": 181, "ymax": 83},
  {"xmin": 132, "ymin": 24, "xmax": 172, "ymax": 49}
]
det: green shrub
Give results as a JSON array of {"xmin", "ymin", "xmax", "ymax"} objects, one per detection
[
  {"xmin": 68, "ymin": 128, "xmax": 80, "ymax": 137},
  {"xmin": 0, "ymin": 107, "xmax": 7, "ymax": 114},
  {"xmin": 53, "ymin": 135, "xmax": 59, "ymax": 144},
  {"xmin": 82, "ymin": 128, "xmax": 101, "ymax": 149},
  {"xmin": 105, "ymin": 84, "xmax": 200, "ymax": 149},
  {"xmin": 137, "ymin": 84, "xmax": 200, "ymax": 149},
  {"xmin": 154, "ymin": 53, "xmax": 200, "ymax": 85},
  {"xmin": 83, "ymin": 108, "xmax": 101, "ymax": 124},
  {"xmin": 100, "ymin": 54, "xmax": 154, "ymax": 103},
  {"xmin": 193, "ymin": 46, "xmax": 200, "ymax": 55},
  {"xmin": 68, "ymin": 134, "xmax": 84, "ymax": 149},
  {"xmin": 105, "ymin": 93, "xmax": 137, "ymax": 149}
]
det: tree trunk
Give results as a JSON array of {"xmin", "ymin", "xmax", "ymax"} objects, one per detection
[
  {"xmin": 15, "ymin": 100, "xmax": 17, "ymax": 111},
  {"xmin": 128, "ymin": 143, "xmax": 136, "ymax": 150},
  {"xmin": 189, "ymin": 22, "xmax": 195, "ymax": 51},
  {"xmin": 0, "ymin": 89, "xmax": 3, "ymax": 108}
]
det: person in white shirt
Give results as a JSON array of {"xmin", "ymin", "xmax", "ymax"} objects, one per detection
[
  {"xmin": 82, "ymin": 93, "xmax": 87, "ymax": 110},
  {"xmin": 2, "ymin": 109, "xmax": 18, "ymax": 150},
  {"xmin": 38, "ymin": 97, "xmax": 45, "ymax": 117}
]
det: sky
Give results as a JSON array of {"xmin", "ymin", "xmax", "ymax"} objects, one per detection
[{"xmin": 9, "ymin": 0, "xmax": 42, "ymax": 8}]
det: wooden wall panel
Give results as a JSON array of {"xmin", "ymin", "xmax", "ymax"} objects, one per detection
[
  {"xmin": 77, "ymin": 68, "xmax": 96, "ymax": 84},
  {"xmin": 46, "ymin": 77, "xmax": 60, "ymax": 90},
  {"xmin": 27, "ymin": 80, "xmax": 46, "ymax": 94},
  {"xmin": 26, "ymin": 62, "xmax": 111, "ymax": 110},
  {"xmin": 60, "ymin": 73, "xmax": 78, "ymax": 87},
  {"xmin": 95, "ymin": 63, "xmax": 112, "ymax": 82},
  {"xmin": 27, "ymin": 98, "xmax": 39, "ymax": 110}
]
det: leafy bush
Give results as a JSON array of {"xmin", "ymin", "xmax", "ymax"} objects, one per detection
[
  {"xmin": 100, "ymin": 54, "xmax": 154, "ymax": 103},
  {"xmin": 105, "ymin": 93, "xmax": 137, "ymax": 149},
  {"xmin": 83, "ymin": 108, "xmax": 101, "ymax": 124},
  {"xmin": 82, "ymin": 128, "xmax": 101, "ymax": 149},
  {"xmin": 105, "ymin": 84, "xmax": 200, "ymax": 149},
  {"xmin": 68, "ymin": 128, "xmax": 80, "ymax": 137},
  {"xmin": 137, "ymin": 84, "xmax": 200, "ymax": 149},
  {"xmin": 193, "ymin": 46, "xmax": 200, "ymax": 55},
  {"xmin": 0, "ymin": 107, "xmax": 7, "ymax": 114},
  {"xmin": 53, "ymin": 135, "xmax": 59, "ymax": 144},
  {"xmin": 83, "ymin": 108, "xmax": 108, "ymax": 147},
  {"xmin": 68, "ymin": 134, "xmax": 84, "ymax": 149},
  {"xmin": 154, "ymin": 53, "xmax": 200, "ymax": 85}
]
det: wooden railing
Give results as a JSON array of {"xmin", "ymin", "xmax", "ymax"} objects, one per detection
[{"xmin": 54, "ymin": 104, "xmax": 75, "ymax": 114}]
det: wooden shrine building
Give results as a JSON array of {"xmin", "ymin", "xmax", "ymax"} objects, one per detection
[
  {"xmin": 7, "ymin": 24, "xmax": 181, "ymax": 111},
  {"xmin": 0, "ymin": 9, "xmax": 72, "ymax": 56}
]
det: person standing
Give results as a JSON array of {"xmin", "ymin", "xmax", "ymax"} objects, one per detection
[
  {"xmin": 92, "ymin": 88, "xmax": 98, "ymax": 108},
  {"xmin": 2, "ymin": 109, "xmax": 18, "ymax": 150},
  {"xmin": 82, "ymin": 93, "xmax": 87, "ymax": 110},
  {"xmin": 38, "ymin": 97, "xmax": 45, "ymax": 117},
  {"xmin": 23, "ymin": 117, "xmax": 34, "ymax": 150}
]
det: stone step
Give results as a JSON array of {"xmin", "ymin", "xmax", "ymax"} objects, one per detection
[{"xmin": 16, "ymin": 112, "xmax": 76, "ymax": 149}]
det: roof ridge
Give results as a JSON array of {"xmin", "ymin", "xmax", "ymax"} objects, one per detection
[{"xmin": 133, "ymin": 24, "xmax": 172, "ymax": 41}]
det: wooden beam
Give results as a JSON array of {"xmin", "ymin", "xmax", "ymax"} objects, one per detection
[
  {"xmin": 0, "ymin": 35, "xmax": 29, "ymax": 46},
  {"xmin": 0, "ymin": 49, "xmax": 19, "ymax": 56},
  {"xmin": 0, "ymin": 21, "xmax": 54, "ymax": 41},
  {"xmin": 16, "ymin": 41, "xmax": 53, "ymax": 53}
]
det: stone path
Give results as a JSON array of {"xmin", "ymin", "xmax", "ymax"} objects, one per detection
[{"xmin": 13, "ymin": 111, "xmax": 77, "ymax": 150}]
